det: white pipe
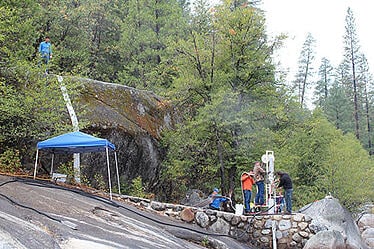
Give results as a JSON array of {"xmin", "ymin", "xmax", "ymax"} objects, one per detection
[
  {"xmin": 58, "ymin": 75, "xmax": 80, "ymax": 183},
  {"xmin": 57, "ymin": 76, "xmax": 79, "ymax": 130},
  {"xmin": 272, "ymin": 220, "xmax": 277, "ymax": 249}
]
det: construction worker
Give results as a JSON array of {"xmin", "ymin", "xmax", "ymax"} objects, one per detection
[
  {"xmin": 241, "ymin": 170, "xmax": 255, "ymax": 214},
  {"xmin": 276, "ymin": 171, "xmax": 293, "ymax": 214},
  {"xmin": 253, "ymin": 161, "xmax": 266, "ymax": 206},
  {"xmin": 208, "ymin": 188, "xmax": 229, "ymax": 211}
]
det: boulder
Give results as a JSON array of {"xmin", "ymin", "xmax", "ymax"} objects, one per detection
[
  {"xmin": 358, "ymin": 214, "xmax": 374, "ymax": 230},
  {"xmin": 300, "ymin": 196, "xmax": 368, "ymax": 249},
  {"xmin": 68, "ymin": 78, "xmax": 179, "ymax": 195},
  {"xmin": 303, "ymin": 230, "xmax": 345, "ymax": 249},
  {"xmin": 180, "ymin": 208, "xmax": 195, "ymax": 222},
  {"xmin": 361, "ymin": 227, "xmax": 374, "ymax": 249},
  {"xmin": 364, "ymin": 238, "xmax": 374, "ymax": 249},
  {"xmin": 195, "ymin": 212, "xmax": 210, "ymax": 228},
  {"xmin": 210, "ymin": 217, "xmax": 231, "ymax": 234},
  {"xmin": 180, "ymin": 189, "xmax": 205, "ymax": 206}
]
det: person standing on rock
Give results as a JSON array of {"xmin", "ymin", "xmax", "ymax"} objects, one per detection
[
  {"xmin": 241, "ymin": 170, "xmax": 255, "ymax": 214},
  {"xmin": 276, "ymin": 171, "xmax": 293, "ymax": 214},
  {"xmin": 253, "ymin": 161, "xmax": 266, "ymax": 206},
  {"xmin": 38, "ymin": 36, "xmax": 52, "ymax": 73}
]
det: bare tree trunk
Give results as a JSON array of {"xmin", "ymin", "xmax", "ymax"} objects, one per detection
[
  {"xmin": 351, "ymin": 48, "xmax": 360, "ymax": 139},
  {"xmin": 364, "ymin": 85, "xmax": 373, "ymax": 154}
]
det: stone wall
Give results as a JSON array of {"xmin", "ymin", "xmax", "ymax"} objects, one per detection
[{"xmin": 119, "ymin": 195, "xmax": 316, "ymax": 249}]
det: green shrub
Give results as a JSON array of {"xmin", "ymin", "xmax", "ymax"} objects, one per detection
[
  {"xmin": 0, "ymin": 149, "xmax": 21, "ymax": 173},
  {"xmin": 129, "ymin": 176, "xmax": 147, "ymax": 198}
]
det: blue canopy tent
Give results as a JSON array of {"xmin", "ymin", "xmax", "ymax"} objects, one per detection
[{"xmin": 33, "ymin": 131, "xmax": 120, "ymax": 199}]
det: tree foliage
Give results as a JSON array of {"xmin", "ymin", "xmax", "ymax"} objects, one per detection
[
  {"xmin": 1, "ymin": 1, "xmax": 372, "ymax": 211},
  {"xmin": 293, "ymin": 33, "xmax": 315, "ymax": 108}
]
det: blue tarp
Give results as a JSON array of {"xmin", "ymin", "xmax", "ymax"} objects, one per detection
[{"xmin": 37, "ymin": 131, "xmax": 116, "ymax": 153}]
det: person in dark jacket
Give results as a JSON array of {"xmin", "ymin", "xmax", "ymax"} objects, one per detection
[{"xmin": 276, "ymin": 171, "xmax": 293, "ymax": 214}]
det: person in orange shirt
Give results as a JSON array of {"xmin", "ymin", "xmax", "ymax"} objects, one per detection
[{"xmin": 241, "ymin": 170, "xmax": 255, "ymax": 214}]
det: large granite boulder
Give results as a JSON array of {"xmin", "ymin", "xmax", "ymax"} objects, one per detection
[
  {"xmin": 357, "ymin": 211, "xmax": 374, "ymax": 249},
  {"xmin": 300, "ymin": 196, "xmax": 368, "ymax": 249},
  {"xmin": 303, "ymin": 230, "xmax": 345, "ymax": 249},
  {"xmin": 69, "ymin": 78, "xmax": 179, "ymax": 193}
]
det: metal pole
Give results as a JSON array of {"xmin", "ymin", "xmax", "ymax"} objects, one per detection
[
  {"xmin": 50, "ymin": 153, "xmax": 55, "ymax": 177},
  {"xmin": 267, "ymin": 151, "xmax": 275, "ymax": 214},
  {"xmin": 106, "ymin": 146, "xmax": 113, "ymax": 200},
  {"xmin": 114, "ymin": 151, "xmax": 121, "ymax": 195},
  {"xmin": 33, "ymin": 149, "xmax": 39, "ymax": 179}
]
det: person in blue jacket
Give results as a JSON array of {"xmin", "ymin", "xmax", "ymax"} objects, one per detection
[
  {"xmin": 209, "ymin": 188, "xmax": 228, "ymax": 210},
  {"xmin": 39, "ymin": 36, "xmax": 52, "ymax": 71}
]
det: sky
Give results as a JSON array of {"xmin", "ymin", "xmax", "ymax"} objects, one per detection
[
  {"xmin": 259, "ymin": 0, "xmax": 374, "ymax": 83},
  {"xmin": 204, "ymin": 0, "xmax": 374, "ymax": 82}
]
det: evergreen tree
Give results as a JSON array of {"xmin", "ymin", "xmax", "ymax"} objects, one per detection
[
  {"xmin": 343, "ymin": 7, "xmax": 361, "ymax": 139},
  {"xmin": 162, "ymin": 2, "xmax": 282, "ymax": 200},
  {"xmin": 118, "ymin": 0, "xmax": 188, "ymax": 91},
  {"xmin": 357, "ymin": 54, "xmax": 374, "ymax": 154},
  {"xmin": 324, "ymin": 62, "xmax": 353, "ymax": 132},
  {"xmin": 313, "ymin": 57, "xmax": 333, "ymax": 110},
  {"xmin": 293, "ymin": 33, "xmax": 315, "ymax": 108}
]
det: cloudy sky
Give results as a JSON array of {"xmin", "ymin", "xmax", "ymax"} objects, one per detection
[
  {"xmin": 260, "ymin": 0, "xmax": 374, "ymax": 82},
  {"xmin": 197, "ymin": 0, "xmax": 374, "ymax": 106}
]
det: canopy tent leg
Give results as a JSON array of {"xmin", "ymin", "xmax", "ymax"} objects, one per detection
[
  {"xmin": 50, "ymin": 153, "xmax": 55, "ymax": 177},
  {"xmin": 114, "ymin": 151, "xmax": 121, "ymax": 195},
  {"xmin": 33, "ymin": 149, "xmax": 39, "ymax": 179},
  {"xmin": 106, "ymin": 147, "xmax": 113, "ymax": 200}
]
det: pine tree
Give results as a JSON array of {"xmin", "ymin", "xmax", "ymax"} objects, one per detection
[
  {"xmin": 314, "ymin": 57, "xmax": 333, "ymax": 110},
  {"xmin": 163, "ymin": 2, "xmax": 281, "ymax": 199},
  {"xmin": 357, "ymin": 54, "xmax": 374, "ymax": 154},
  {"xmin": 324, "ymin": 62, "xmax": 353, "ymax": 132},
  {"xmin": 118, "ymin": 0, "xmax": 188, "ymax": 90},
  {"xmin": 343, "ymin": 7, "xmax": 361, "ymax": 139},
  {"xmin": 293, "ymin": 33, "xmax": 315, "ymax": 108}
]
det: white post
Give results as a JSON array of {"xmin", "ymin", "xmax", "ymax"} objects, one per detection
[
  {"xmin": 106, "ymin": 146, "xmax": 113, "ymax": 200},
  {"xmin": 114, "ymin": 151, "xmax": 121, "ymax": 195},
  {"xmin": 33, "ymin": 149, "xmax": 39, "ymax": 179},
  {"xmin": 267, "ymin": 151, "xmax": 275, "ymax": 214},
  {"xmin": 50, "ymin": 153, "xmax": 55, "ymax": 176},
  {"xmin": 265, "ymin": 159, "xmax": 269, "ymax": 206},
  {"xmin": 58, "ymin": 75, "xmax": 80, "ymax": 183},
  {"xmin": 272, "ymin": 220, "xmax": 277, "ymax": 249}
]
